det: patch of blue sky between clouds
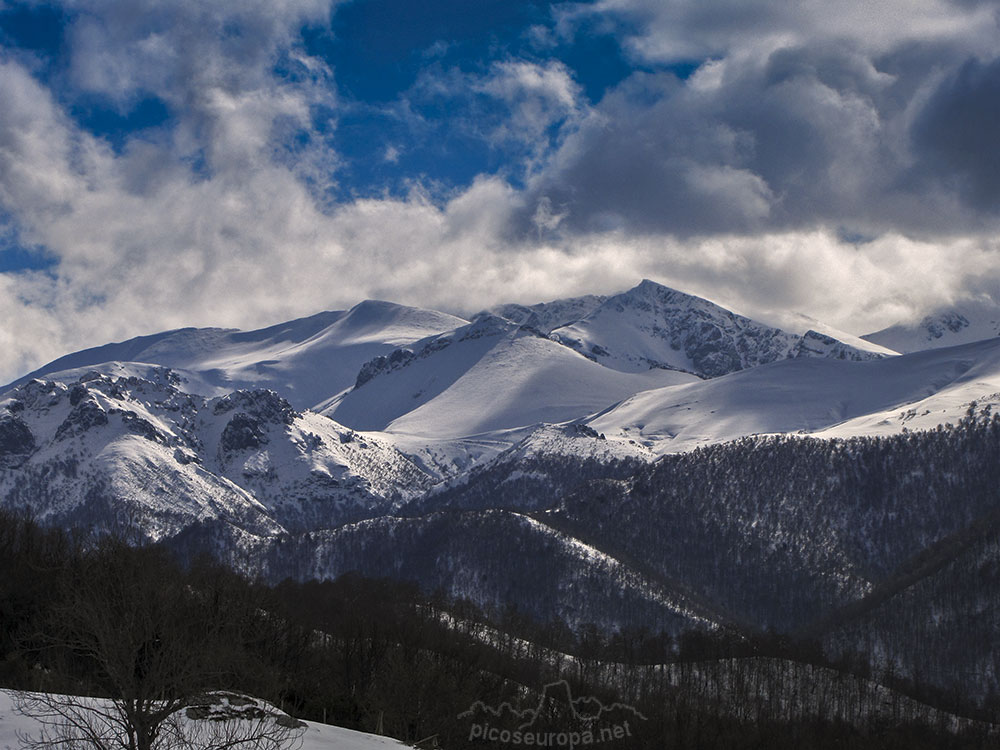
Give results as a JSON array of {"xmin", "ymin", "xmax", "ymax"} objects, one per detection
[
  {"xmin": 0, "ymin": 2, "xmax": 66, "ymax": 55},
  {"xmin": 300, "ymin": 0, "xmax": 698, "ymax": 201},
  {"xmin": 1, "ymin": 3, "xmax": 171, "ymax": 154},
  {"xmin": 69, "ymin": 94, "xmax": 171, "ymax": 154},
  {"xmin": 313, "ymin": 0, "xmax": 553, "ymax": 102},
  {"xmin": 1, "ymin": 0, "xmax": 703, "ymax": 208},
  {"xmin": 0, "ymin": 216, "xmax": 57, "ymax": 275}
]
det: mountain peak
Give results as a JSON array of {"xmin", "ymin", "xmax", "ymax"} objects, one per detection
[
  {"xmin": 635, "ymin": 277, "xmax": 662, "ymax": 290},
  {"xmin": 619, "ymin": 279, "xmax": 725, "ymax": 315},
  {"xmin": 629, "ymin": 278, "xmax": 683, "ymax": 298},
  {"xmin": 551, "ymin": 280, "xmax": 885, "ymax": 377},
  {"xmin": 5, "ymin": 301, "xmax": 467, "ymax": 410},
  {"xmin": 922, "ymin": 311, "xmax": 971, "ymax": 338},
  {"xmin": 345, "ymin": 299, "xmax": 409, "ymax": 318},
  {"xmin": 488, "ymin": 294, "xmax": 607, "ymax": 334},
  {"xmin": 466, "ymin": 312, "xmax": 519, "ymax": 336},
  {"xmin": 862, "ymin": 299, "xmax": 1000, "ymax": 354}
]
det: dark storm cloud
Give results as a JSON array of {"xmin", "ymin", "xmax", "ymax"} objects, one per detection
[
  {"xmin": 518, "ymin": 44, "xmax": 883, "ymax": 235},
  {"xmin": 563, "ymin": 0, "xmax": 1000, "ymax": 64},
  {"xmin": 516, "ymin": 33, "xmax": 1000, "ymax": 239},
  {"xmin": 521, "ymin": 71, "xmax": 774, "ymax": 235},
  {"xmin": 911, "ymin": 57, "xmax": 1000, "ymax": 212}
]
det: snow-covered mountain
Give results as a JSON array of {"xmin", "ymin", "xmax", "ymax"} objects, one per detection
[
  {"xmin": 7, "ymin": 309, "xmax": 999, "ymax": 528},
  {"xmin": 323, "ymin": 313, "xmax": 695, "ymax": 438},
  {"xmin": 8, "ymin": 280, "xmax": 1000, "ymax": 698},
  {"xmin": 5, "ymin": 280, "xmax": 999, "ymax": 531},
  {"xmin": 6, "ymin": 281, "xmax": 893, "ymax": 423},
  {"xmin": 549, "ymin": 280, "xmax": 888, "ymax": 377},
  {"xmin": 5, "ymin": 280, "xmax": 999, "ymax": 499},
  {"xmin": 5, "ymin": 300, "xmax": 467, "ymax": 410},
  {"xmin": 0, "ymin": 370, "xmax": 431, "ymax": 539},
  {"xmin": 488, "ymin": 294, "xmax": 608, "ymax": 333},
  {"xmin": 862, "ymin": 299, "xmax": 1000, "ymax": 353},
  {"xmin": 589, "ymin": 336, "xmax": 1000, "ymax": 454}
]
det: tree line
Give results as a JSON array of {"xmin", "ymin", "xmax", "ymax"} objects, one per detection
[{"xmin": 1, "ymin": 510, "xmax": 997, "ymax": 749}]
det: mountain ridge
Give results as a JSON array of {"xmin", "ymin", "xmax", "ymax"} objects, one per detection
[
  {"xmin": 6, "ymin": 280, "xmax": 1000, "ymax": 700},
  {"xmin": 862, "ymin": 298, "xmax": 1000, "ymax": 353},
  {"xmin": 4, "ymin": 301, "xmax": 468, "ymax": 410},
  {"xmin": 549, "ymin": 279, "xmax": 888, "ymax": 378}
]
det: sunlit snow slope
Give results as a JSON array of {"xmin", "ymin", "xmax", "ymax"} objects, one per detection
[
  {"xmin": 862, "ymin": 299, "xmax": 1000, "ymax": 353},
  {"xmin": 0, "ymin": 372, "xmax": 430, "ymax": 538},
  {"xmin": 5, "ymin": 301, "xmax": 467, "ymax": 410},
  {"xmin": 589, "ymin": 337, "xmax": 1000, "ymax": 453},
  {"xmin": 324, "ymin": 314, "xmax": 697, "ymax": 438},
  {"xmin": 551, "ymin": 280, "xmax": 888, "ymax": 376}
]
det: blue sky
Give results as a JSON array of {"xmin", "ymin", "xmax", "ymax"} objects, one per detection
[
  {"xmin": 0, "ymin": 0, "xmax": 648, "ymax": 232},
  {"xmin": 2, "ymin": 0, "xmax": 1000, "ymax": 381}
]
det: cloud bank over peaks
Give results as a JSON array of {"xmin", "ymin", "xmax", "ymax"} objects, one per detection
[
  {"xmin": 517, "ymin": 38, "xmax": 1000, "ymax": 237},
  {"xmin": 561, "ymin": 0, "xmax": 1000, "ymax": 63},
  {"xmin": 3, "ymin": 0, "xmax": 1000, "ymax": 383}
]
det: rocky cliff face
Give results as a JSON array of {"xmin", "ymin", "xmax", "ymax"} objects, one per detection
[
  {"xmin": 550, "ymin": 280, "xmax": 884, "ymax": 378},
  {"xmin": 0, "ymin": 372, "xmax": 432, "ymax": 539}
]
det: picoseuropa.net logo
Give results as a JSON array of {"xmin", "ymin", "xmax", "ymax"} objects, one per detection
[{"xmin": 458, "ymin": 680, "xmax": 646, "ymax": 748}]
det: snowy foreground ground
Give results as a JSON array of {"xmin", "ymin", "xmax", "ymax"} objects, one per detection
[{"xmin": 0, "ymin": 691, "xmax": 412, "ymax": 750}]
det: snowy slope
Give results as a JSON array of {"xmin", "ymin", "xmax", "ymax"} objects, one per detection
[
  {"xmin": 589, "ymin": 337, "xmax": 1000, "ymax": 453},
  {"xmin": 0, "ymin": 691, "xmax": 412, "ymax": 750},
  {"xmin": 862, "ymin": 299, "xmax": 1000, "ymax": 353},
  {"xmin": 0, "ymin": 372, "xmax": 432, "ymax": 538},
  {"xmin": 776, "ymin": 314, "xmax": 897, "ymax": 356},
  {"xmin": 489, "ymin": 294, "xmax": 608, "ymax": 333},
  {"xmin": 793, "ymin": 329, "xmax": 893, "ymax": 360},
  {"xmin": 299, "ymin": 721, "xmax": 412, "ymax": 750},
  {"xmin": 815, "ymin": 336, "xmax": 1000, "ymax": 439},
  {"xmin": 550, "ymin": 280, "xmax": 885, "ymax": 377},
  {"xmin": 286, "ymin": 509, "xmax": 722, "ymax": 633},
  {"xmin": 2, "ymin": 283, "xmax": 891, "ymax": 441},
  {"xmin": 323, "ymin": 315, "xmax": 697, "ymax": 438},
  {"xmin": 4, "ymin": 302, "xmax": 467, "ymax": 410}
]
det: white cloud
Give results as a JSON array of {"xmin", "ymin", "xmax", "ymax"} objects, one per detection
[
  {"xmin": 478, "ymin": 60, "xmax": 580, "ymax": 111},
  {"xmin": 562, "ymin": 0, "xmax": 1000, "ymax": 63},
  {"xmin": 401, "ymin": 57, "xmax": 586, "ymax": 177},
  {"xmin": 4, "ymin": 0, "xmax": 1000, "ymax": 386},
  {"xmin": 63, "ymin": 0, "xmax": 332, "ymax": 100},
  {"xmin": 382, "ymin": 144, "xmax": 401, "ymax": 163},
  {"xmin": 394, "ymin": 59, "xmax": 585, "ymax": 178}
]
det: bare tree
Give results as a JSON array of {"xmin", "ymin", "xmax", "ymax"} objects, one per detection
[
  {"xmin": 14, "ymin": 690, "xmax": 304, "ymax": 750},
  {"xmin": 13, "ymin": 539, "xmax": 304, "ymax": 750}
]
